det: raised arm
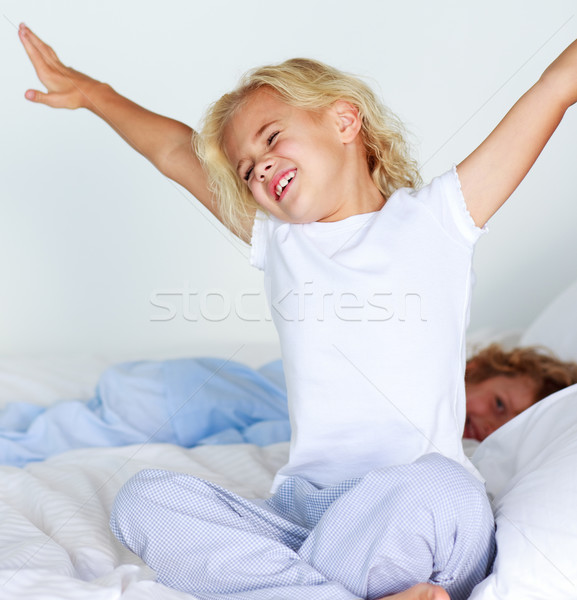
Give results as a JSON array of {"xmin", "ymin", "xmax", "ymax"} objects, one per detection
[
  {"xmin": 18, "ymin": 24, "xmax": 253, "ymax": 240},
  {"xmin": 457, "ymin": 39, "xmax": 577, "ymax": 228}
]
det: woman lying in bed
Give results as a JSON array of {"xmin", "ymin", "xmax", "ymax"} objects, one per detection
[{"xmin": 0, "ymin": 344, "xmax": 575, "ymax": 467}]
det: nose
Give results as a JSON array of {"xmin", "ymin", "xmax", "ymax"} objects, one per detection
[{"xmin": 254, "ymin": 156, "xmax": 274, "ymax": 182}]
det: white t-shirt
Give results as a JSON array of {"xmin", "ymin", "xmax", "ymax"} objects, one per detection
[{"xmin": 250, "ymin": 167, "xmax": 485, "ymax": 489}]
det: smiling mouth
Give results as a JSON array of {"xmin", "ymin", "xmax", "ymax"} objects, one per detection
[{"xmin": 275, "ymin": 170, "xmax": 296, "ymax": 201}]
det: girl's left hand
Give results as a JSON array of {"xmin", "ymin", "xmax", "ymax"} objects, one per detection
[
  {"xmin": 457, "ymin": 37, "xmax": 577, "ymax": 228},
  {"xmin": 540, "ymin": 38, "xmax": 577, "ymax": 108}
]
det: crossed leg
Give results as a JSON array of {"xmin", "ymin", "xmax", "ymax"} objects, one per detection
[{"xmin": 111, "ymin": 454, "xmax": 494, "ymax": 600}]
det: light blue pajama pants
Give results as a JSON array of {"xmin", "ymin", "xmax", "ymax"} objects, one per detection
[{"xmin": 110, "ymin": 453, "xmax": 495, "ymax": 600}]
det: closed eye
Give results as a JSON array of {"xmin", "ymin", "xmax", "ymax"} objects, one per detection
[{"xmin": 242, "ymin": 131, "xmax": 279, "ymax": 182}]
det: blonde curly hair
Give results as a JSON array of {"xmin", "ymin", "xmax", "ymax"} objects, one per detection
[
  {"xmin": 195, "ymin": 58, "xmax": 421, "ymax": 239},
  {"xmin": 466, "ymin": 344, "xmax": 577, "ymax": 403}
]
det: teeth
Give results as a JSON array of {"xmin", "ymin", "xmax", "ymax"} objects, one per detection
[{"xmin": 275, "ymin": 171, "xmax": 296, "ymax": 197}]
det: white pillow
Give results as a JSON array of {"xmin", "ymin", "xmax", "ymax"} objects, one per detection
[
  {"xmin": 469, "ymin": 383, "xmax": 577, "ymax": 599},
  {"xmin": 520, "ymin": 279, "xmax": 577, "ymax": 362}
]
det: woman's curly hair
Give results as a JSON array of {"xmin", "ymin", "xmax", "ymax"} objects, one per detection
[
  {"xmin": 195, "ymin": 58, "xmax": 421, "ymax": 238},
  {"xmin": 466, "ymin": 343, "xmax": 577, "ymax": 403}
]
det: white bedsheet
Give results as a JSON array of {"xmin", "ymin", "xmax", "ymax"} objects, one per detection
[
  {"xmin": 0, "ymin": 441, "xmax": 288, "ymax": 600},
  {"xmin": 0, "ymin": 313, "xmax": 572, "ymax": 599}
]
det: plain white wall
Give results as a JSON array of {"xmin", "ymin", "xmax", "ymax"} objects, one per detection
[{"xmin": 1, "ymin": 0, "xmax": 576, "ymax": 358}]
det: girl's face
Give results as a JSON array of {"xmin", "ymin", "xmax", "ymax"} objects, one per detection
[
  {"xmin": 223, "ymin": 89, "xmax": 380, "ymax": 223},
  {"xmin": 464, "ymin": 375, "xmax": 537, "ymax": 441}
]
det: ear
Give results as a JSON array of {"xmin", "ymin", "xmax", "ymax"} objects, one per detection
[{"xmin": 331, "ymin": 100, "xmax": 362, "ymax": 144}]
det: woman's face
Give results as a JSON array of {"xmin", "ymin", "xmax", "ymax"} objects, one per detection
[{"xmin": 464, "ymin": 375, "xmax": 537, "ymax": 441}]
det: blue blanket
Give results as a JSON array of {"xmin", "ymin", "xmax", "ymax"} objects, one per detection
[{"xmin": 0, "ymin": 358, "xmax": 290, "ymax": 466}]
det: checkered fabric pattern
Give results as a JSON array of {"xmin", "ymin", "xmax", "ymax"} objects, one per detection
[{"xmin": 110, "ymin": 453, "xmax": 494, "ymax": 600}]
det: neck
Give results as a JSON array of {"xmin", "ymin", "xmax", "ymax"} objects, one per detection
[{"xmin": 319, "ymin": 145, "xmax": 385, "ymax": 222}]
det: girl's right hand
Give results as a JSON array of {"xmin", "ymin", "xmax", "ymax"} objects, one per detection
[
  {"xmin": 17, "ymin": 23, "xmax": 228, "ymax": 237},
  {"xmin": 19, "ymin": 23, "xmax": 101, "ymax": 110}
]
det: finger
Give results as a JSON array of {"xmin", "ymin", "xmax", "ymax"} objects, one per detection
[
  {"xmin": 24, "ymin": 89, "xmax": 70, "ymax": 109},
  {"xmin": 19, "ymin": 24, "xmax": 58, "ymax": 60},
  {"xmin": 18, "ymin": 26, "xmax": 50, "ymax": 74},
  {"xmin": 24, "ymin": 89, "xmax": 46, "ymax": 104},
  {"xmin": 18, "ymin": 24, "xmax": 60, "ymax": 74}
]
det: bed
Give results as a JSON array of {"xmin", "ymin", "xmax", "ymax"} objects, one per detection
[{"xmin": 1, "ymin": 282, "xmax": 577, "ymax": 599}]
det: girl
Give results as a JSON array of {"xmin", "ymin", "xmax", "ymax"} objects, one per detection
[{"xmin": 18, "ymin": 23, "xmax": 577, "ymax": 600}]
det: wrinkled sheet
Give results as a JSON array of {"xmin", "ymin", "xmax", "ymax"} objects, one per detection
[{"xmin": 0, "ymin": 440, "xmax": 289, "ymax": 600}]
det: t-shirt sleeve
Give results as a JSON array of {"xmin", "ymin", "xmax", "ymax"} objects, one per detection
[
  {"xmin": 417, "ymin": 166, "xmax": 487, "ymax": 248},
  {"xmin": 249, "ymin": 209, "xmax": 271, "ymax": 271}
]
